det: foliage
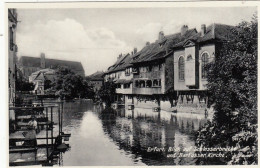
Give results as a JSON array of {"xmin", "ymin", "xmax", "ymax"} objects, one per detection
[
  {"xmin": 196, "ymin": 15, "xmax": 257, "ymax": 165},
  {"xmin": 15, "ymin": 75, "xmax": 35, "ymax": 92},
  {"xmin": 44, "ymin": 79, "xmax": 53, "ymax": 90},
  {"xmin": 97, "ymin": 81, "xmax": 116, "ymax": 107},
  {"xmin": 51, "ymin": 66, "xmax": 95, "ymax": 99}
]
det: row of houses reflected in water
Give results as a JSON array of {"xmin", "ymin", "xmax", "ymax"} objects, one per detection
[{"xmin": 93, "ymin": 105, "xmax": 210, "ymax": 165}]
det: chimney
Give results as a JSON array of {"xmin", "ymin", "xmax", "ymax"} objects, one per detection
[
  {"xmin": 134, "ymin": 47, "xmax": 137, "ymax": 54},
  {"xmin": 146, "ymin": 42, "xmax": 150, "ymax": 46},
  {"xmin": 158, "ymin": 31, "xmax": 164, "ymax": 41},
  {"xmin": 118, "ymin": 53, "xmax": 122, "ymax": 60},
  {"xmin": 201, "ymin": 24, "xmax": 206, "ymax": 37},
  {"xmin": 181, "ymin": 25, "xmax": 188, "ymax": 36},
  {"xmin": 40, "ymin": 53, "xmax": 45, "ymax": 69}
]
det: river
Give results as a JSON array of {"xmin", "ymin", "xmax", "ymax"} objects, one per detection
[{"xmin": 50, "ymin": 99, "xmax": 210, "ymax": 166}]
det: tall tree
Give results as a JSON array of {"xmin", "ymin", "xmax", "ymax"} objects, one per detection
[
  {"xmin": 196, "ymin": 15, "xmax": 257, "ymax": 165},
  {"xmin": 97, "ymin": 81, "xmax": 116, "ymax": 107}
]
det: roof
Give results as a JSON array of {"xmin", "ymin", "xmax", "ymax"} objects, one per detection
[
  {"xmin": 34, "ymin": 72, "xmax": 46, "ymax": 81},
  {"xmin": 87, "ymin": 71, "xmax": 104, "ymax": 81},
  {"xmin": 114, "ymin": 79, "xmax": 133, "ymax": 84},
  {"xmin": 105, "ymin": 53, "xmax": 133, "ymax": 74},
  {"xmin": 104, "ymin": 23, "xmax": 234, "ymax": 74},
  {"xmin": 31, "ymin": 68, "xmax": 56, "ymax": 75},
  {"xmin": 173, "ymin": 23, "xmax": 235, "ymax": 48},
  {"xmin": 131, "ymin": 28, "xmax": 197, "ymax": 64},
  {"xmin": 19, "ymin": 56, "xmax": 85, "ymax": 72},
  {"xmin": 30, "ymin": 68, "xmax": 56, "ymax": 81}
]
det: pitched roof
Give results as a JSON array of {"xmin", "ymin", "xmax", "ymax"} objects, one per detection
[
  {"xmin": 87, "ymin": 71, "xmax": 104, "ymax": 81},
  {"xmin": 105, "ymin": 53, "xmax": 133, "ymax": 74},
  {"xmin": 131, "ymin": 28, "xmax": 197, "ymax": 64},
  {"xmin": 19, "ymin": 56, "xmax": 84, "ymax": 72},
  {"xmin": 34, "ymin": 72, "xmax": 46, "ymax": 81},
  {"xmin": 30, "ymin": 68, "xmax": 56, "ymax": 81},
  {"xmin": 173, "ymin": 23, "xmax": 235, "ymax": 48},
  {"xmin": 104, "ymin": 23, "xmax": 234, "ymax": 73}
]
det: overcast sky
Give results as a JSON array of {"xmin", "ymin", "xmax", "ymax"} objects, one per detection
[{"xmin": 16, "ymin": 7, "xmax": 256, "ymax": 75}]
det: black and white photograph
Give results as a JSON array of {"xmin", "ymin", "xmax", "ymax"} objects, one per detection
[{"xmin": 5, "ymin": 1, "xmax": 258, "ymax": 166}]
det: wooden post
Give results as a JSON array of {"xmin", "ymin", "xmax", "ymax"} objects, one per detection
[
  {"xmin": 61, "ymin": 102, "xmax": 63, "ymax": 133},
  {"xmin": 51, "ymin": 107, "xmax": 53, "ymax": 149},
  {"xmin": 58, "ymin": 103, "xmax": 61, "ymax": 136},
  {"xmin": 46, "ymin": 107, "xmax": 49, "ymax": 158}
]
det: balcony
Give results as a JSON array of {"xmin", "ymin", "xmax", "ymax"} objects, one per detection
[
  {"xmin": 137, "ymin": 71, "xmax": 162, "ymax": 79},
  {"xmin": 133, "ymin": 87, "xmax": 162, "ymax": 95},
  {"xmin": 116, "ymin": 88, "xmax": 133, "ymax": 94}
]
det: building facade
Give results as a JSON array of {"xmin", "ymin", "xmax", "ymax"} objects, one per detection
[
  {"xmin": 18, "ymin": 53, "xmax": 85, "ymax": 79},
  {"xmin": 8, "ymin": 9, "xmax": 18, "ymax": 105},
  {"xmin": 87, "ymin": 71, "xmax": 105, "ymax": 92},
  {"xmin": 29, "ymin": 69, "xmax": 56, "ymax": 95},
  {"xmin": 104, "ymin": 23, "xmax": 233, "ymax": 113}
]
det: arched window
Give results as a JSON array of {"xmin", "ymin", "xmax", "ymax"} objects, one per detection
[
  {"xmin": 201, "ymin": 52, "xmax": 209, "ymax": 79},
  {"xmin": 178, "ymin": 56, "xmax": 185, "ymax": 80},
  {"xmin": 140, "ymin": 80, "xmax": 145, "ymax": 88}
]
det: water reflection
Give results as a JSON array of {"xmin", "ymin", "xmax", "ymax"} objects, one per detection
[
  {"xmin": 57, "ymin": 100, "xmax": 209, "ymax": 166},
  {"xmin": 96, "ymin": 107, "xmax": 208, "ymax": 165}
]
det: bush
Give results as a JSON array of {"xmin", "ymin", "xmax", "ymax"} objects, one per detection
[{"xmin": 196, "ymin": 15, "xmax": 257, "ymax": 165}]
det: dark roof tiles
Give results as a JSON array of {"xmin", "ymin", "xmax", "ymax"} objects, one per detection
[
  {"xmin": 20, "ymin": 56, "xmax": 84, "ymax": 72},
  {"xmin": 105, "ymin": 23, "xmax": 234, "ymax": 74}
]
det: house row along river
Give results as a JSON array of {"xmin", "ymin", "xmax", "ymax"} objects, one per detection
[{"xmin": 44, "ymin": 99, "xmax": 212, "ymax": 166}]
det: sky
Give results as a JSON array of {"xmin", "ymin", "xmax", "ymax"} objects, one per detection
[{"xmin": 16, "ymin": 7, "xmax": 257, "ymax": 76}]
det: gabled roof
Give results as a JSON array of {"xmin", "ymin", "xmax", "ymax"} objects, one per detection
[
  {"xmin": 31, "ymin": 68, "xmax": 56, "ymax": 75},
  {"xmin": 105, "ymin": 53, "xmax": 133, "ymax": 74},
  {"xmin": 173, "ymin": 23, "xmax": 235, "ymax": 48},
  {"xmin": 87, "ymin": 71, "xmax": 104, "ymax": 81},
  {"xmin": 19, "ymin": 56, "xmax": 84, "ymax": 72},
  {"xmin": 34, "ymin": 72, "xmax": 46, "ymax": 81},
  {"xmin": 30, "ymin": 68, "xmax": 56, "ymax": 81},
  {"xmin": 131, "ymin": 28, "xmax": 197, "ymax": 64},
  {"xmin": 104, "ymin": 23, "xmax": 234, "ymax": 74}
]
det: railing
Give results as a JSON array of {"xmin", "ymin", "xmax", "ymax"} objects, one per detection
[
  {"xmin": 116, "ymin": 88, "xmax": 133, "ymax": 94},
  {"xmin": 133, "ymin": 87, "xmax": 162, "ymax": 95},
  {"xmin": 137, "ymin": 71, "xmax": 162, "ymax": 79}
]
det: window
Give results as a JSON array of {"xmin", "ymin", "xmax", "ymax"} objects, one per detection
[
  {"xmin": 159, "ymin": 64, "xmax": 162, "ymax": 71},
  {"xmin": 153, "ymin": 79, "xmax": 161, "ymax": 87},
  {"xmin": 135, "ymin": 81, "xmax": 139, "ymax": 88},
  {"xmin": 187, "ymin": 55, "xmax": 192, "ymax": 61},
  {"xmin": 201, "ymin": 52, "xmax": 209, "ymax": 79},
  {"xmin": 117, "ymin": 84, "xmax": 121, "ymax": 89},
  {"xmin": 178, "ymin": 56, "xmax": 185, "ymax": 80},
  {"xmin": 140, "ymin": 80, "xmax": 145, "ymax": 88},
  {"xmin": 146, "ymin": 80, "xmax": 152, "ymax": 88},
  {"xmin": 148, "ymin": 66, "xmax": 152, "ymax": 72},
  {"xmin": 125, "ymin": 68, "xmax": 131, "ymax": 76},
  {"xmin": 124, "ymin": 83, "xmax": 130, "ymax": 88},
  {"xmin": 154, "ymin": 65, "xmax": 159, "ymax": 71}
]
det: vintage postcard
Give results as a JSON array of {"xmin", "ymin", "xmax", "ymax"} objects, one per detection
[{"xmin": 4, "ymin": 1, "xmax": 259, "ymax": 167}]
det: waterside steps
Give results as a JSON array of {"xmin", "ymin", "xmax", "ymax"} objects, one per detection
[{"xmin": 9, "ymin": 103, "xmax": 71, "ymax": 166}]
